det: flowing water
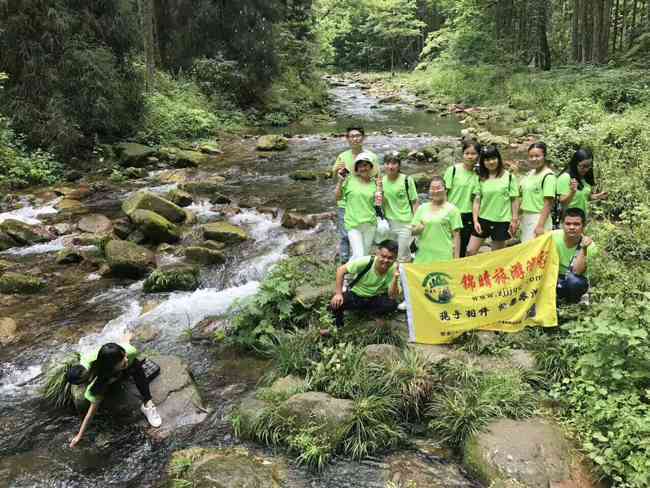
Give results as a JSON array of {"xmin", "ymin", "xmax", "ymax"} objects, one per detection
[{"xmin": 0, "ymin": 80, "xmax": 482, "ymax": 487}]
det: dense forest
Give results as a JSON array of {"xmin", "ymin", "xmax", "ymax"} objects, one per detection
[{"xmin": 1, "ymin": 1, "xmax": 649, "ymax": 487}]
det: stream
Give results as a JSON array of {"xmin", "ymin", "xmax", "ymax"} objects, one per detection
[{"xmin": 0, "ymin": 79, "xmax": 483, "ymax": 487}]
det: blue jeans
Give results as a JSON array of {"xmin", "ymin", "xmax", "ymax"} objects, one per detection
[{"xmin": 337, "ymin": 207, "xmax": 350, "ymax": 263}]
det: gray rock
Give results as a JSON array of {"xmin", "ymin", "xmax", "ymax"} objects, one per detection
[
  {"xmin": 168, "ymin": 190, "xmax": 194, "ymax": 207},
  {"xmin": 179, "ymin": 178, "xmax": 226, "ymax": 195},
  {"xmin": 281, "ymin": 211, "xmax": 335, "ymax": 230},
  {"xmin": 104, "ymin": 240, "xmax": 156, "ymax": 278},
  {"xmin": 294, "ymin": 283, "xmax": 332, "ymax": 308},
  {"xmin": 202, "ymin": 222, "xmax": 248, "ymax": 243},
  {"xmin": 55, "ymin": 248, "xmax": 84, "ymax": 265},
  {"xmin": 0, "ymin": 219, "xmax": 51, "ymax": 246},
  {"xmin": 289, "ymin": 170, "xmax": 331, "ymax": 181},
  {"xmin": 237, "ymin": 391, "xmax": 270, "ymax": 434},
  {"xmin": 77, "ymin": 214, "xmax": 113, "ymax": 235},
  {"xmin": 115, "ymin": 142, "xmax": 157, "ymax": 167},
  {"xmin": 256, "ymin": 135, "xmax": 288, "ymax": 151},
  {"xmin": 122, "ymin": 191, "xmax": 186, "ymax": 223},
  {"xmin": 280, "ymin": 391, "xmax": 354, "ymax": 440},
  {"xmin": 363, "ymin": 344, "xmax": 400, "ymax": 366},
  {"xmin": 184, "ymin": 246, "xmax": 226, "ymax": 265},
  {"xmin": 269, "ymin": 375, "xmax": 305, "ymax": 398},
  {"xmin": 130, "ymin": 209, "xmax": 180, "ymax": 244}
]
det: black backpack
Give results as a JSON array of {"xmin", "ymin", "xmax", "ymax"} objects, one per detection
[
  {"xmin": 541, "ymin": 172, "xmax": 561, "ymax": 229},
  {"xmin": 348, "ymin": 257, "xmax": 375, "ymax": 290}
]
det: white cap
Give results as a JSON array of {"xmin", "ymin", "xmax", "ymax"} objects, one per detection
[{"xmin": 354, "ymin": 151, "xmax": 375, "ymax": 167}]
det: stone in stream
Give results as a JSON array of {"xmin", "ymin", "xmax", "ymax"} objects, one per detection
[
  {"xmin": 184, "ymin": 246, "xmax": 226, "ymax": 265},
  {"xmin": 158, "ymin": 148, "xmax": 208, "ymax": 168},
  {"xmin": 112, "ymin": 217, "xmax": 134, "ymax": 239},
  {"xmin": 281, "ymin": 211, "xmax": 335, "ymax": 230},
  {"xmin": 289, "ymin": 169, "xmax": 332, "ymax": 181},
  {"xmin": 72, "ymin": 355, "xmax": 207, "ymax": 434},
  {"xmin": 0, "ymin": 219, "xmax": 52, "ymax": 246},
  {"xmin": 167, "ymin": 447, "xmax": 287, "ymax": 488},
  {"xmin": 55, "ymin": 248, "xmax": 84, "ymax": 265},
  {"xmin": 130, "ymin": 209, "xmax": 180, "ymax": 244},
  {"xmin": 77, "ymin": 214, "xmax": 113, "ymax": 235},
  {"xmin": 104, "ymin": 240, "xmax": 156, "ymax": 278},
  {"xmin": 56, "ymin": 198, "xmax": 85, "ymax": 212},
  {"xmin": 167, "ymin": 189, "xmax": 194, "ymax": 207},
  {"xmin": 179, "ymin": 177, "xmax": 226, "ymax": 195},
  {"xmin": 198, "ymin": 143, "xmax": 222, "ymax": 155},
  {"xmin": 114, "ymin": 142, "xmax": 157, "ymax": 167},
  {"xmin": 143, "ymin": 264, "xmax": 199, "ymax": 293},
  {"xmin": 122, "ymin": 191, "xmax": 186, "ymax": 223},
  {"xmin": 0, "ymin": 272, "xmax": 46, "ymax": 294},
  {"xmin": 202, "ymin": 222, "xmax": 248, "ymax": 243},
  {"xmin": 256, "ymin": 135, "xmax": 288, "ymax": 151},
  {"xmin": 0, "ymin": 231, "xmax": 17, "ymax": 251},
  {"xmin": 463, "ymin": 417, "xmax": 596, "ymax": 488},
  {"xmin": 280, "ymin": 391, "xmax": 354, "ymax": 441},
  {"xmin": 0, "ymin": 317, "xmax": 18, "ymax": 345}
]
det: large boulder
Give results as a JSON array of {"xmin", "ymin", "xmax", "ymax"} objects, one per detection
[
  {"xmin": 115, "ymin": 142, "xmax": 157, "ymax": 167},
  {"xmin": 131, "ymin": 210, "xmax": 180, "ymax": 244},
  {"xmin": 0, "ymin": 272, "xmax": 46, "ymax": 294},
  {"xmin": 202, "ymin": 222, "xmax": 248, "ymax": 244},
  {"xmin": 363, "ymin": 344, "xmax": 400, "ymax": 366},
  {"xmin": 0, "ymin": 219, "xmax": 51, "ymax": 246},
  {"xmin": 159, "ymin": 147, "xmax": 208, "ymax": 168},
  {"xmin": 143, "ymin": 264, "xmax": 199, "ymax": 293},
  {"xmin": 269, "ymin": 375, "xmax": 305, "ymax": 398},
  {"xmin": 281, "ymin": 211, "xmax": 335, "ymax": 230},
  {"xmin": 167, "ymin": 447, "xmax": 287, "ymax": 488},
  {"xmin": 73, "ymin": 355, "xmax": 207, "ymax": 433},
  {"xmin": 237, "ymin": 392, "xmax": 271, "ymax": 433},
  {"xmin": 104, "ymin": 240, "xmax": 156, "ymax": 278},
  {"xmin": 77, "ymin": 214, "xmax": 113, "ymax": 235},
  {"xmin": 184, "ymin": 246, "xmax": 226, "ymax": 265},
  {"xmin": 167, "ymin": 190, "xmax": 193, "ymax": 207},
  {"xmin": 122, "ymin": 191, "xmax": 186, "ymax": 223},
  {"xmin": 256, "ymin": 135, "xmax": 288, "ymax": 151},
  {"xmin": 280, "ymin": 392, "xmax": 354, "ymax": 440},
  {"xmin": 463, "ymin": 418, "xmax": 578, "ymax": 487}
]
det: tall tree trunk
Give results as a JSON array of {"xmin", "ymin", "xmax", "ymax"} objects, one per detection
[
  {"xmin": 620, "ymin": 0, "xmax": 628, "ymax": 51},
  {"xmin": 602, "ymin": 0, "xmax": 613, "ymax": 61},
  {"xmin": 593, "ymin": 0, "xmax": 604, "ymax": 62},
  {"xmin": 630, "ymin": 0, "xmax": 638, "ymax": 46},
  {"xmin": 142, "ymin": 0, "xmax": 156, "ymax": 92},
  {"xmin": 572, "ymin": 0, "xmax": 581, "ymax": 61},
  {"xmin": 613, "ymin": 0, "xmax": 620, "ymax": 52}
]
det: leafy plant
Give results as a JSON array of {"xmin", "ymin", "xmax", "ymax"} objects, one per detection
[
  {"xmin": 41, "ymin": 353, "xmax": 81, "ymax": 409},
  {"xmin": 383, "ymin": 349, "xmax": 435, "ymax": 421}
]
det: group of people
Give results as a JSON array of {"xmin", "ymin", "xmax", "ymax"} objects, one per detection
[{"xmin": 328, "ymin": 126, "xmax": 603, "ymax": 330}]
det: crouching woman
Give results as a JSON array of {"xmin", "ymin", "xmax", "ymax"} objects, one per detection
[{"xmin": 67, "ymin": 336, "xmax": 161, "ymax": 448}]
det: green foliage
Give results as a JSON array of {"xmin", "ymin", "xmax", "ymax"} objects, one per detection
[
  {"xmin": 289, "ymin": 427, "xmax": 335, "ymax": 471},
  {"xmin": 41, "ymin": 353, "xmax": 81, "ymax": 409},
  {"xmin": 383, "ymin": 349, "xmax": 435, "ymax": 421},
  {"xmin": 142, "ymin": 268, "xmax": 199, "ymax": 293},
  {"xmin": 307, "ymin": 342, "xmax": 368, "ymax": 398},
  {"xmin": 262, "ymin": 328, "xmax": 322, "ymax": 383}
]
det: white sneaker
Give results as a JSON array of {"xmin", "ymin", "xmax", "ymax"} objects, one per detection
[
  {"xmin": 397, "ymin": 301, "xmax": 407, "ymax": 311},
  {"xmin": 141, "ymin": 401, "xmax": 162, "ymax": 427}
]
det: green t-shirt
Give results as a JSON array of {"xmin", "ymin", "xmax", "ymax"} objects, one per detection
[
  {"xmin": 382, "ymin": 174, "xmax": 418, "ymax": 223},
  {"xmin": 556, "ymin": 172, "xmax": 592, "ymax": 215},
  {"xmin": 444, "ymin": 164, "xmax": 479, "ymax": 214},
  {"xmin": 83, "ymin": 342, "xmax": 138, "ymax": 404},
  {"xmin": 333, "ymin": 149, "xmax": 379, "ymax": 209},
  {"xmin": 476, "ymin": 172, "xmax": 519, "ymax": 223},
  {"xmin": 348, "ymin": 256, "xmax": 397, "ymax": 298},
  {"xmin": 411, "ymin": 202, "xmax": 463, "ymax": 264},
  {"xmin": 342, "ymin": 176, "xmax": 378, "ymax": 230},
  {"xmin": 551, "ymin": 230, "xmax": 598, "ymax": 276},
  {"xmin": 520, "ymin": 169, "xmax": 556, "ymax": 213}
]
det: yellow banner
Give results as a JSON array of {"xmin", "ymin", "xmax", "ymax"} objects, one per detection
[{"xmin": 401, "ymin": 234, "xmax": 559, "ymax": 344}]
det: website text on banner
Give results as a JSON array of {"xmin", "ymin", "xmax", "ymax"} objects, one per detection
[{"xmin": 401, "ymin": 234, "xmax": 559, "ymax": 345}]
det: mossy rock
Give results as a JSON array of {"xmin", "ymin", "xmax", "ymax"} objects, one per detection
[
  {"xmin": 170, "ymin": 149, "xmax": 208, "ymax": 168},
  {"xmin": 114, "ymin": 142, "xmax": 157, "ymax": 167},
  {"xmin": 104, "ymin": 240, "xmax": 156, "ymax": 278},
  {"xmin": 0, "ymin": 272, "xmax": 46, "ymax": 294},
  {"xmin": 143, "ymin": 264, "xmax": 199, "ymax": 293},
  {"xmin": 363, "ymin": 344, "xmax": 400, "ymax": 366},
  {"xmin": 236, "ymin": 392, "xmax": 271, "ymax": 436},
  {"xmin": 279, "ymin": 391, "xmax": 353, "ymax": 442},
  {"xmin": 294, "ymin": 283, "xmax": 332, "ymax": 308},
  {"xmin": 168, "ymin": 189, "xmax": 193, "ymax": 207},
  {"xmin": 55, "ymin": 248, "xmax": 84, "ymax": 265},
  {"xmin": 0, "ymin": 231, "xmax": 17, "ymax": 251},
  {"xmin": 168, "ymin": 447, "xmax": 287, "ymax": 488},
  {"xmin": 131, "ymin": 209, "xmax": 180, "ymax": 244},
  {"xmin": 202, "ymin": 222, "xmax": 248, "ymax": 243},
  {"xmin": 269, "ymin": 375, "xmax": 306, "ymax": 398},
  {"xmin": 122, "ymin": 191, "xmax": 186, "ymax": 223},
  {"xmin": 289, "ymin": 170, "xmax": 331, "ymax": 181},
  {"xmin": 184, "ymin": 246, "xmax": 226, "ymax": 265},
  {"xmin": 256, "ymin": 135, "xmax": 288, "ymax": 151},
  {"xmin": 199, "ymin": 143, "xmax": 222, "ymax": 155},
  {"xmin": 0, "ymin": 219, "xmax": 50, "ymax": 246}
]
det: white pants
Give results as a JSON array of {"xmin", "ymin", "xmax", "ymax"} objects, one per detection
[
  {"xmin": 520, "ymin": 212, "xmax": 551, "ymax": 242},
  {"xmin": 348, "ymin": 223, "xmax": 376, "ymax": 262},
  {"xmin": 388, "ymin": 219, "xmax": 412, "ymax": 262}
]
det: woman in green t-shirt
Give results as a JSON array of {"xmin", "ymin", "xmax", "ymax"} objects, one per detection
[
  {"xmin": 336, "ymin": 152, "xmax": 381, "ymax": 262},
  {"xmin": 67, "ymin": 338, "xmax": 161, "ymax": 448},
  {"xmin": 443, "ymin": 140, "xmax": 481, "ymax": 257},
  {"xmin": 519, "ymin": 142, "xmax": 556, "ymax": 242},
  {"xmin": 381, "ymin": 151, "xmax": 420, "ymax": 262},
  {"xmin": 411, "ymin": 176, "xmax": 463, "ymax": 264},
  {"xmin": 466, "ymin": 145, "xmax": 520, "ymax": 256},
  {"xmin": 557, "ymin": 148, "xmax": 608, "ymax": 216}
]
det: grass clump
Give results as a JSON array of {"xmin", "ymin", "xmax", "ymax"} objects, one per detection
[{"xmin": 41, "ymin": 353, "xmax": 80, "ymax": 409}]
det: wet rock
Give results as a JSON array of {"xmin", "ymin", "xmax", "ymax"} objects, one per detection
[
  {"xmin": 127, "ymin": 229, "xmax": 147, "ymax": 245},
  {"xmin": 378, "ymin": 94, "xmax": 401, "ymax": 104},
  {"xmin": 257, "ymin": 207, "xmax": 279, "ymax": 218},
  {"xmin": 289, "ymin": 170, "xmax": 331, "ymax": 180},
  {"xmin": 114, "ymin": 142, "xmax": 157, "ymax": 167},
  {"xmin": 77, "ymin": 214, "xmax": 113, "ymax": 235},
  {"xmin": 134, "ymin": 324, "xmax": 160, "ymax": 343},
  {"xmin": 131, "ymin": 209, "xmax": 180, "ymax": 244},
  {"xmin": 203, "ymin": 222, "xmax": 248, "ymax": 243},
  {"xmin": 0, "ymin": 231, "xmax": 17, "ymax": 251},
  {"xmin": 122, "ymin": 191, "xmax": 186, "ymax": 223},
  {"xmin": 184, "ymin": 246, "xmax": 226, "ymax": 265},
  {"xmin": 256, "ymin": 135, "xmax": 288, "ymax": 151},
  {"xmin": 163, "ymin": 149, "xmax": 208, "ymax": 168},
  {"xmin": 281, "ymin": 211, "xmax": 335, "ymax": 230},
  {"xmin": 0, "ymin": 317, "xmax": 18, "ymax": 345},
  {"xmin": 55, "ymin": 198, "xmax": 85, "ymax": 211},
  {"xmin": 122, "ymin": 166, "xmax": 148, "ymax": 179},
  {"xmin": 0, "ymin": 219, "xmax": 51, "ymax": 246},
  {"xmin": 463, "ymin": 418, "xmax": 577, "ymax": 487},
  {"xmin": 209, "ymin": 193, "xmax": 232, "ymax": 205},
  {"xmin": 55, "ymin": 248, "xmax": 84, "ymax": 265},
  {"xmin": 179, "ymin": 178, "xmax": 226, "ymax": 195},
  {"xmin": 167, "ymin": 447, "xmax": 287, "ymax": 488},
  {"xmin": 143, "ymin": 264, "xmax": 199, "ymax": 293},
  {"xmin": 199, "ymin": 143, "xmax": 222, "ymax": 155},
  {"xmin": 104, "ymin": 240, "xmax": 156, "ymax": 278},
  {"xmin": 0, "ymin": 272, "xmax": 46, "ymax": 294},
  {"xmin": 157, "ymin": 169, "xmax": 194, "ymax": 184},
  {"xmin": 52, "ymin": 184, "xmax": 92, "ymax": 200},
  {"xmin": 269, "ymin": 375, "xmax": 305, "ymax": 397},
  {"xmin": 0, "ymin": 259, "xmax": 14, "ymax": 273},
  {"xmin": 437, "ymin": 147, "xmax": 456, "ymax": 166},
  {"xmin": 363, "ymin": 344, "xmax": 400, "ymax": 366},
  {"xmin": 294, "ymin": 283, "xmax": 332, "ymax": 308},
  {"xmin": 280, "ymin": 392, "xmax": 354, "ymax": 439},
  {"xmin": 168, "ymin": 189, "xmax": 193, "ymax": 207},
  {"xmin": 112, "ymin": 217, "xmax": 134, "ymax": 239}
]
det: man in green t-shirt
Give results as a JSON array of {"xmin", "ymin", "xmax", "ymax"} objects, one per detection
[
  {"xmin": 552, "ymin": 207, "xmax": 597, "ymax": 303},
  {"xmin": 327, "ymin": 240, "xmax": 401, "ymax": 333},
  {"xmin": 332, "ymin": 126, "xmax": 378, "ymax": 263}
]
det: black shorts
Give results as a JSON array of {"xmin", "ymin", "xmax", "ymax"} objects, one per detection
[{"xmin": 472, "ymin": 217, "xmax": 510, "ymax": 242}]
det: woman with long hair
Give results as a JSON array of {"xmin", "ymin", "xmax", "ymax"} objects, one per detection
[
  {"xmin": 557, "ymin": 148, "xmax": 608, "ymax": 215},
  {"xmin": 466, "ymin": 145, "xmax": 520, "ymax": 255}
]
